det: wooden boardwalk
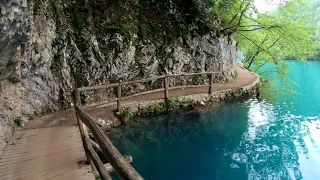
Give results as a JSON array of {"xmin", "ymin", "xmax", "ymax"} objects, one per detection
[{"xmin": 0, "ymin": 125, "xmax": 95, "ymax": 180}]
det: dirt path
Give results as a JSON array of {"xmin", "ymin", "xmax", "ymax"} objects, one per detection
[{"xmin": 26, "ymin": 64, "xmax": 258, "ymax": 129}]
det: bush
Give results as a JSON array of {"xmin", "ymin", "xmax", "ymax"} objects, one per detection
[
  {"xmin": 120, "ymin": 107, "xmax": 133, "ymax": 120},
  {"xmin": 167, "ymin": 97, "xmax": 177, "ymax": 107}
]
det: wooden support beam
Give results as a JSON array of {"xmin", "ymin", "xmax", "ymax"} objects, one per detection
[
  {"xmin": 117, "ymin": 85, "xmax": 122, "ymax": 113},
  {"xmin": 164, "ymin": 76, "xmax": 169, "ymax": 100}
]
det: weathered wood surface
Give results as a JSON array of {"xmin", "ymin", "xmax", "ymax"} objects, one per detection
[
  {"xmin": 120, "ymin": 88, "xmax": 165, "ymax": 101},
  {"xmin": 0, "ymin": 126, "xmax": 95, "ymax": 180},
  {"xmin": 76, "ymin": 106, "xmax": 144, "ymax": 180},
  {"xmin": 104, "ymin": 155, "xmax": 133, "ymax": 173},
  {"xmin": 83, "ymin": 137, "xmax": 112, "ymax": 180}
]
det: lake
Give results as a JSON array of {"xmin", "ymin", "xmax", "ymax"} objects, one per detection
[{"xmin": 109, "ymin": 60, "xmax": 320, "ymax": 180}]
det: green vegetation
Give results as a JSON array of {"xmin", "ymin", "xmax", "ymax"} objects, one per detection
[
  {"xmin": 166, "ymin": 97, "xmax": 179, "ymax": 109},
  {"xmin": 147, "ymin": 103, "xmax": 166, "ymax": 114},
  {"xmin": 14, "ymin": 119, "xmax": 22, "ymax": 127},
  {"xmin": 233, "ymin": 70, "xmax": 238, "ymax": 78},
  {"xmin": 120, "ymin": 107, "xmax": 133, "ymax": 120},
  {"xmin": 210, "ymin": 0, "xmax": 319, "ymax": 92}
]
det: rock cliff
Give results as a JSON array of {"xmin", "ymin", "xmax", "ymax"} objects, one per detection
[{"xmin": 0, "ymin": 0, "xmax": 236, "ymax": 151}]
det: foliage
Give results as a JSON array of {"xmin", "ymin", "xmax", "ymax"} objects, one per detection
[
  {"xmin": 147, "ymin": 104, "xmax": 165, "ymax": 114},
  {"xmin": 120, "ymin": 107, "xmax": 133, "ymax": 120},
  {"xmin": 210, "ymin": 0, "xmax": 319, "ymax": 93},
  {"xmin": 14, "ymin": 119, "xmax": 22, "ymax": 127},
  {"xmin": 167, "ymin": 97, "xmax": 178, "ymax": 108},
  {"xmin": 233, "ymin": 70, "xmax": 238, "ymax": 78}
]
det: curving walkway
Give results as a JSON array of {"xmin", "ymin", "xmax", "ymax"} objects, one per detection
[{"xmin": 0, "ymin": 63, "xmax": 258, "ymax": 180}]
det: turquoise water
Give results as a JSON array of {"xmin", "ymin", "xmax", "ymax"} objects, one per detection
[{"xmin": 109, "ymin": 60, "xmax": 320, "ymax": 180}]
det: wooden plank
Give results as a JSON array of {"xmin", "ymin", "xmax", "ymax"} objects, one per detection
[
  {"xmin": 0, "ymin": 125, "xmax": 93, "ymax": 180},
  {"xmin": 120, "ymin": 88, "xmax": 165, "ymax": 101},
  {"xmin": 164, "ymin": 76, "xmax": 169, "ymax": 100},
  {"xmin": 78, "ymin": 82, "xmax": 119, "ymax": 92},
  {"xmin": 0, "ymin": 151, "xmax": 84, "ymax": 176},
  {"xmin": 119, "ymin": 76, "xmax": 165, "ymax": 86},
  {"xmin": 166, "ymin": 71, "xmax": 218, "ymax": 77},
  {"xmin": 117, "ymin": 85, "xmax": 122, "ymax": 113},
  {"xmin": 76, "ymin": 106, "xmax": 144, "ymax": 180},
  {"xmin": 0, "ymin": 142, "xmax": 82, "ymax": 160},
  {"xmin": 168, "ymin": 85, "xmax": 210, "ymax": 90},
  {"xmin": 0, "ymin": 151, "xmax": 84, "ymax": 179}
]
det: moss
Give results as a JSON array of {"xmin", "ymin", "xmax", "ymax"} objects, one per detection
[{"xmin": 14, "ymin": 119, "xmax": 22, "ymax": 127}]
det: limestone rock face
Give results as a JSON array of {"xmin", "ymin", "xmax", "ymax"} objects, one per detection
[{"xmin": 0, "ymin": 0, "xmax": 236, "ymax": 152}]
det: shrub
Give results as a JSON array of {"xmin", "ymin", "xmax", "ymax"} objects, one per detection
[
  {"xmin": 120, "ymin": 107, "xmax": 133, "ymax": 120},
  {"xmin": 167, "ymin": 97, "xmax": 177, "ymax": 107}
]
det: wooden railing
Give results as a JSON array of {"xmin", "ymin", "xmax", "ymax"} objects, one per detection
[
  {"xmin": 74, "ymin": 71, "xmax": 218, "ymax": 179},
  {"xmin": 75, "ymin": 72, "xmax": 218, "ymax": 112},
  {"xmin": 75, "ymin": 106, "xmax": 144, "ymax": 180}
]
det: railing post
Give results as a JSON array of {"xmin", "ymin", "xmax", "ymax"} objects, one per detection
[
  {"xmin": 75, "ymin": 110, "xmax": 91, "ymax": 163},
  {"xmin": 209, "ymin": 73, "xmax": 214, "ymax": 94},
  {"xmin": 164, "ymin": 76, "xmax": 169, "ymax": 100},
  {"xmin": 75, "ymin": 89, "xmax": 81, "ymax": 106},
  {"xmin": 117, "ymin": 85, "xmax": 122, "ymax": 113}
]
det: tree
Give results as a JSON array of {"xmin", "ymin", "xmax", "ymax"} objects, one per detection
[{"xmin": 210, "ymin": 0, "xmax": 319, "ymax": 92}]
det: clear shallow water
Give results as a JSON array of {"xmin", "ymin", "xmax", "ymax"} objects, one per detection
[{"xmin": 109, "ymin": 60, "xmax": 320, "ymax": 180}]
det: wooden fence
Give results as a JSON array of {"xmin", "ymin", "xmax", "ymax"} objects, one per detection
[
  {"xmin": 75, "ymin": 72, "xmax": 218, "ymax": 112},
  {"xmin": 74, "ymin": 71, "xmax": 218, "ymax": 179}
]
